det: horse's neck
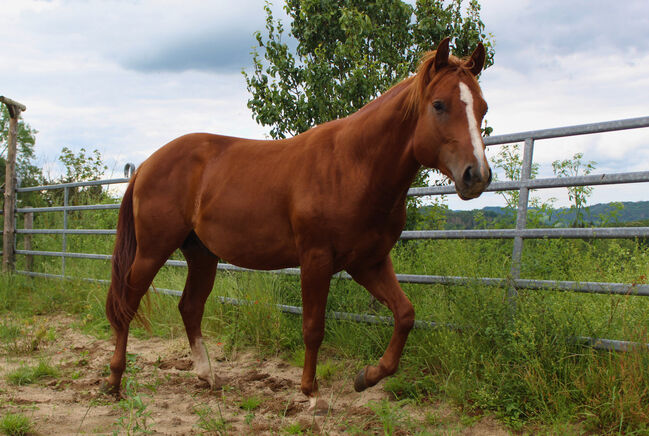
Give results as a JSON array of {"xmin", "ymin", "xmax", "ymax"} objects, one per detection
[{"xmin": 342, "ymin": 81, "xmax": 421, "ymax": 205}]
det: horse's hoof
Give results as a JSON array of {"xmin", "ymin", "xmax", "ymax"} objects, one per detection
[
  {"xmin": 99, "ymin": 380, "xmax": 120, "ymax": 398},
  {"xmin": 308, "ymin": 397, "xmax": 330, "ymax": 416},
  {"xmin": 198, "ymin": 373, "xmax": 226, "ymax": 390},
  {"xmin": 354, "ymin": 368, "xmax": 368, "ymax": 392},
  {"xmin": 197, "ymin": 374, "xmax": 214, "ymax": 388}
]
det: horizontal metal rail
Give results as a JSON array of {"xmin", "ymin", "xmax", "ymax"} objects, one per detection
[
  {"xmin": 408, "ymin": 170, "xmax": 649, "ymax": 197},
  {"xmin": 16, "ymin": 229, "xmax": 116, "ymax": 235},
  {"xmin": 401, "ymin": 227, "xmax": 649, "ymax": 240},
  {"xmin": 14, "ymin": 269, "xmax": 642, "ymax": 349},
  {"xmin": 17, "ymin": 249, "xmax": 649, "ymax": 296},
  {"xmin": 17, "ymin": 204, "xmax": 120, "ymax": 213},
  {"xmin": 16, "ymin": 177, "xmax": 130, "ymax": 192},
  {"xmin": 16, "ymin": 250, "xmax": 112, "ymax": 261},
  {"xmin": 15, "ymin": 226, "xmax": 649, "ymax": 239},
  {"xmin": 483, "ymin": 116, "xmax": 649, "ymax": 145},
  {"xmin": 14, "ymin": 269, "xmax": 437, "ymax": 329}
]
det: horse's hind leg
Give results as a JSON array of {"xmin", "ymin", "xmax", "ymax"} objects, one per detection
[
  {"xmin": 348, "ymin": 256, "xmax": 415, "ymax": 391},
  {"xmin": 179, "ymin": 232, "xmax": 219, "ymax": 386},
  {"xmin": 106, "ymin": 252, "xmax": 169, "ymax": 392}
]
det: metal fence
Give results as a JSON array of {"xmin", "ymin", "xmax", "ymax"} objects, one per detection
[{"xmin": 7, "ymin": 116, "xmax": 649, "ymax": 349}]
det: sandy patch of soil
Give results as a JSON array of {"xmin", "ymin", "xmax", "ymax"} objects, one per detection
[{"xmin": 0, "ymin": 315, "xmax": 510, "ymax": 435}]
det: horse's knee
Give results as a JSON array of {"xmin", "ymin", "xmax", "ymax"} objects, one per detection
[
  {"xmin": 178, "ymin": 296, "xmax": 201, "ymax": 324},
  {"xmin": 177, "ymin": 297, "xmax": 190, "ymax": 318},
  {"xmin": 302, "ymin": 319, "xmax": 325, "ymax": 348},
  {"xmin": 396, "ymin": 301, "xmax": 415, "ymax": 334}
]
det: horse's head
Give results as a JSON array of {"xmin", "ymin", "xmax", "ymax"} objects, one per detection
[{"xmin": 410, "ymin": 38, "xmax": 491, "ymax": 200}]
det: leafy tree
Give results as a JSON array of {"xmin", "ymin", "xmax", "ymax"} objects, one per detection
[
  {"xmin": 491, "ymin": 143, "xmax": 540, "ymax": 210},
  {"xmin": 0, "ymin": 105, "xmax": 42, "ymax": 188},
  {"xmin": 245, "ymin": 0, "xmax": 494, "ymax": 140},
  {"xmin": 244, "ymin": 0, "xmax": 494, "ymax": 228},
  {"xmin": 58, "ymin": 147, "xmax": 107, "ymax": 184},
  {"xmin": 552, "ymin": 152, "xmax": 596, "ymax": 227},
  {"xmin": 491, "ymin": 144, "xmax": 558, "ymax": 227},
  {"xmin": 56, "ymin": 147, "xmax": 108, "ymax": 205}
]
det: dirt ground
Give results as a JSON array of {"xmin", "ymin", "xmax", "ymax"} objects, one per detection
[{"xmin": 0, "ymin": 315, "xmax": 510, "ymax": 435}]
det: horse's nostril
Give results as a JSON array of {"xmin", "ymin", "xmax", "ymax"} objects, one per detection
[
  {"xmin": 463, "ymin": 166, "xmax": 473, "ymax": 185},
  {"xmin": 487, "ymin": 168, "xmax": 493, "ymax": 185}
]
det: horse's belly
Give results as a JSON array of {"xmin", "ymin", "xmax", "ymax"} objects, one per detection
[{"xmin": 195, "ymin": 221, "xmax": 299, "ymax": 270}]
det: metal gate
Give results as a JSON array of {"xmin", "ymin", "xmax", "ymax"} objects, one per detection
[{"xmin": 6, "ymin": 116, "xmax": 649, "ymax": 349}]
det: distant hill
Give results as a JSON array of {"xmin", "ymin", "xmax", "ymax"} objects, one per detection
[{"xmin": 420, "ymin": 201, "xmax": 649, "ymax": 230}]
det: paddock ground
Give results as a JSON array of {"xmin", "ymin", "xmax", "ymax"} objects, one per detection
[{"xmin": 0, "ymin": 314, "xmax": 512, "ymax": 435}]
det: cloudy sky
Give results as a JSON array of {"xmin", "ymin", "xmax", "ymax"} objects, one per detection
[{"xmin": 1, "ymin": 0, "xmax": 648, "ymax": 210}]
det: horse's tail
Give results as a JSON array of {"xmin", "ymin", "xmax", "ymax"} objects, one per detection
[{"xmin": 106, "ymin": 175, "xmax": 148, "ymax": 330}]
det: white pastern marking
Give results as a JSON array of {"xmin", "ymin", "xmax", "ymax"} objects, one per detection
[
  {"xmin": 458, "ymin": 82, "xmax": 486, "ymax": 168},
  {"xmin": 191, "ymin": 338, "xmax": 213, "ymax": 384}
]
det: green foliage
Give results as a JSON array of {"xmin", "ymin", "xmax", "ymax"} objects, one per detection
[
  {"xmin": 239, "ymin": 395, "xmax": 263, "ymax": 411},
  {"xmin": 193, "ymin": 404, "xmax": 228, "ymax": 434},
  {"xmin": 58, "ymin": 146, "xmax": 107, "ymax": 184},
  {"xmin": 552, "ymin": 152, "xmax": 597, "ymax": 227},
  {"xmin": 0, "ymin": 105, "xmax": 40, "ymax": 184},
  {"xmin": 0, "ymin": 413, "xmax": 32, "ymax": 436},
  {"xmin": 245, "ymin": 0, "xmax": 494, "ymax": 140},
  {"xmin": 6, "ymin": 360, "xmax": 58, "ymax": 386},
  {"xmin": 491, "ymin": 143, "xmax": 543, "ymax": 212},
  {"xmin": 243, "ymin": 1, "xmax": 494, "ymax": 228},
  {"xmin": 1, "ymin": 105, "xmax": 111, "ymax": 208},
  {"xmin": 0, "ymin": 105, "xmax": 44, "ymax": 209},
  {"xmin": 0, "ymin": 318, "xmax": 55, "ymax": 354},
  {"xmin": 113, "ymin": 377, "xmax": 154, "ymax": 435},
  {"xmin": 368, "ymin": 399, "xmax": 413, "ymax": 435},
  {"xmin": 281, "ymin": 422, "xmax": 305, "ymax": 435}
]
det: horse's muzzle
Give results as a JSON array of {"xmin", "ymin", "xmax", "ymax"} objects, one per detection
[{"xmin": 456, "ymin": 166, "xmax": 492, "ymax": 200}]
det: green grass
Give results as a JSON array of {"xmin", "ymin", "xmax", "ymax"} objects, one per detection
[
  {"xmin": 3, "ymin": 204, "xmax": 649, "ymax": 433},
  {"xmin": 239, "ymin": 396, "xmax": 262, "ymax": 411},
  {"xmin": 0, "ymin": 319, "xmax": 56, "ymax": 354},
  {"xmin": 0, "ymin": 413, "xmax": 32, "ymax": 436},
  {"xmin": 193, "ymin": 404, "xmax": 228, "ymax": 434},
  {"xmin": 6, "ymin": 360, "xmax": 58, "ymax": 386}
]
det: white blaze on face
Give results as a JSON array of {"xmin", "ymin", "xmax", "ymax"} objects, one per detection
[{"xmin": 458, "ymin": 82, "xmax": 487, "ymax": 174}]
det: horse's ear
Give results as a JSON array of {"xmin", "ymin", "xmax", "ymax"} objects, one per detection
[
  {"xmin": 467, "ymin": 42, "xmax": 486, "ymax": 76},
  {"xmin": 434, "ymin": 37, "xmax": 451, "ymax": 72}
]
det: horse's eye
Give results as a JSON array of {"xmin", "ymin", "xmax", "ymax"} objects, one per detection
[{"xmin": 432, "ymin": 100, "xmax": 445, "ymax": 113}]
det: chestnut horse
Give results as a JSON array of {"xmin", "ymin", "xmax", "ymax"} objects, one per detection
[{"xmin": 104, "ymin": 38, "xmax": 491, "ymax": 411}]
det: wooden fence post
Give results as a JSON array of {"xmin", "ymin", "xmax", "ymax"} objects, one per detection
[{"xmin": 1, "ymin": 96, "xmax": 27, "ymax": 273}]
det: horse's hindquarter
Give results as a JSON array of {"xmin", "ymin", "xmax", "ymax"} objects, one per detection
[{"xmin": 131, "ymin": 134, "xmax": 225, "ymax": 253}]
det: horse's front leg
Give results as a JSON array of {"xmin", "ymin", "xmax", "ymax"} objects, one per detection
[
  {"xmin": 299, "ymin": 249, "xmax": 333, "ymax": 412},
  {"xmin": 348, "ymin": 256, "xmax": 415, "ymax": 391}
]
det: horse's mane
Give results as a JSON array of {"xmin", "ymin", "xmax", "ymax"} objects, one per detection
[
  {"xmin": 349, "ymin": 49, "xmax": 478, "ymax": 120},
  {"xmin": 404, "ymin": 50, "xmax": 478, "ymax": 116}
]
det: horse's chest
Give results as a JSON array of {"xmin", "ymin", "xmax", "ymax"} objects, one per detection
[{"xmin": 334, "ymin": 210, "xmax": 405, "ymax": 269}]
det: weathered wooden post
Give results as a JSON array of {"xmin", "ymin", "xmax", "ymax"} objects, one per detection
[{"xmin": 1, "ymin": 96, "xmax": 27, "ymax": 273}]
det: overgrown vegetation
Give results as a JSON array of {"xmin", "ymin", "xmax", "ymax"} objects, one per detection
[
  {"xmin": 3, "ymin": 221, "xmax": 649, "ymax": 433},
  {"xmin": 2, "ymin": 131, "xmax": 648, "ymax": 433},
  {"xmin": 0, "ymin": 413, "xmax": 32, "ymax": 436}
]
